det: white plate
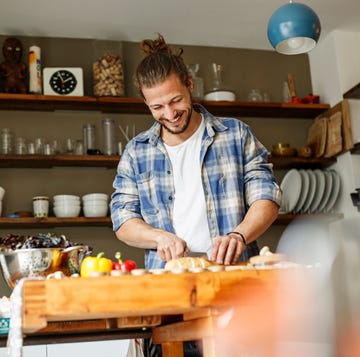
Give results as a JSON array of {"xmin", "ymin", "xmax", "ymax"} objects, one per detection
[
  {"xmin": 309, "ymin": 169, "xmax": 326, "ymax": 213},
  {"xmin": 279, "ymin": 169, "xmax": 302, "ymax": 213},
  {"xmin": 301, "ymin": 170, "xmax": 316, "ymax": 213},
  {"xmin": 316, "ymin": 171, "xmax": 333, "ymax": 213},
  {"xmin": 324, "ymin": 170, "xmax": 341, "ymax": 213},
  {"xmin": 293, "ymin": 169, "xmax": 309, "ymax": 213}
]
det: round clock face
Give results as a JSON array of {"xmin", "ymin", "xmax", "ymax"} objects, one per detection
[{"xmin": 49, "ymin": 70, "xmax": 78, "ymax": 95}]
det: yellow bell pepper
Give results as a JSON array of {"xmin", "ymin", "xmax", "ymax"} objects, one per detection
[{"xmin": 80, "ymin": 252, "xmax": 113, "ymax": 277}]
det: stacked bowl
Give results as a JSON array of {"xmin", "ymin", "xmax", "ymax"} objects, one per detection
[
  {"xmin": 82, "ymin": 193, "xmax": 109, "ymax": 217},
  {"xmin": 53, "ymin": 195, "xmax": 81, "ymax": 217}
]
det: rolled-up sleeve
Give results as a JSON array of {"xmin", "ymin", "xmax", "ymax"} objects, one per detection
[{"xmin": 110, "ymin": 150, "xmax": 142, "ymax": 232}]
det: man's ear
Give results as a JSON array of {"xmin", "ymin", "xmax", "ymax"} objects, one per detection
[{"xmin": 187, "ymin": 77, "xmax": 194, "ymax": 93}]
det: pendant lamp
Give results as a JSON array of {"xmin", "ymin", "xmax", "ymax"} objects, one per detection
[{"xmin": 267, "ymin": 1, "xmax": 321, "ymax": 55}]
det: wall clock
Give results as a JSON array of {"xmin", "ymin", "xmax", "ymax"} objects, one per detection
[{"xmin": 43, "ymin": 67, "xmax": 84, "ymax": 96}]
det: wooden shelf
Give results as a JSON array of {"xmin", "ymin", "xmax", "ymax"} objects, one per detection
[
  {"xmin": 0, "ymin": 217, "xmax": 112, "ymax": 228},
  {"xmin": 269, "ymin": 156, "xmax": 336, "ymax": 169},
  {"xmin": 273, "ymin": 213, "xmax": 343, "ymax": 225},
  {"xmin": 0, "ymin": 93, "xmax": 329, "ymax": 118},
  {"xmin": 0, "ymin": 214, "xmax": 343, "ymax": 229},
  {"xmin": 0, "ymin": 154, "xmax": 119, "ymax": 168},
  {"xmin": 343, "ymin": 82, "xmax": 360, "ymax": 99},
  {"xmin": 0, "ymin": 154, "xmax": 336, "ymax": 169}
]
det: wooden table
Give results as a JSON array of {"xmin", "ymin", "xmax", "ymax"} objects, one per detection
[{"xmin": 21, "ymin": 268, "xmax": 299, "ymax": 356}]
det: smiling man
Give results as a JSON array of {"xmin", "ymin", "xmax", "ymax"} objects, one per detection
[
  {"xmin": 110, "ymin": 33, "xmax": 281, "ymax": 356},
  {"xmin": 111, "ymin": 33, "xmax": 281, "ymax": 270}
]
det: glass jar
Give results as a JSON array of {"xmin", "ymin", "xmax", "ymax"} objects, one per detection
[
  {"xmin": 92, "ymin": 40, "xmax": 124, "ymax": 97},
  {"xmin": 1, "ymin": 128, "xmax": 14, "ymax": 154}
]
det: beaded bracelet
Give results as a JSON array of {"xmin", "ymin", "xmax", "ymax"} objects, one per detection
[{"xmin": 227, "ymin": 231, "xmax": 247, "ymax": 246}]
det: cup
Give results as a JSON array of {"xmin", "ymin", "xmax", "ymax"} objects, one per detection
[
  {"xmin": 0, "ymin": 186, "xmax": 5, "ymax": 201},
  {"xmin": 32, "ymin": 196, "xmax": 49, "ymax": 217}
]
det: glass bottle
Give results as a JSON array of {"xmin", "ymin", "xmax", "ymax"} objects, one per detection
[
  {"xmin": 187, "ymin": 64, "xmax": 204, "ymax": 100},
  {"xmin": 102, "ymin": 118, "xmax": 116, "ymax": 155}
]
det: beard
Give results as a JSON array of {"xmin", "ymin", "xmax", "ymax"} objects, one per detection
[{"xmin": 160, "ymin": 107, "xmax": 193, "ymax": 135}]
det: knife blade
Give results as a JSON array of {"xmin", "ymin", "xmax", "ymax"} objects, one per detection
[{"xmin": 184, "ymin": 251, "xmax": 207, "ymax": 258}]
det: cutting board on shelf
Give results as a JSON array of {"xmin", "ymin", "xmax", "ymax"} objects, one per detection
[
  {"xmin": 324, "ymin": 111, "xmax": 343, "ymax": 157},
  {"xmin": 308, "ymin": 99, "xmax": 353, "ymax": 157},
  {"xmin": 307, "ymin": 116, "xmax": 327, "ymax": 157}
]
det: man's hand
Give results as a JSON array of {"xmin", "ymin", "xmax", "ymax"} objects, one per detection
[
  {"xmin": 210, "ymin": 233, "xmax": 246, "ymax": 265},
  {"xmin": 156, "ymin": 233, "xmax": 188, "ymax": 262}
]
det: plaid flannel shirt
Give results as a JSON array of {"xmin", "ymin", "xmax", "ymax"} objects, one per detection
[{"xmin": 111, "ymin": 104, "xmax": 282, "ymax": 269}]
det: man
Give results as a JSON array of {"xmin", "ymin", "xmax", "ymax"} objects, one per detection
[{"xmin": 111, "ymin": 34, "xmax": 281, "ymax": 269}]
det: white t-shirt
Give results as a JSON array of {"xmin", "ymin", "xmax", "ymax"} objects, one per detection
[{"xmin": 164, "ymin": 117, "xmax": 212, "ymax": 256}]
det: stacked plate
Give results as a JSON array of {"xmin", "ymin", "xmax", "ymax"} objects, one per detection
[{"xmin": 279, "ymin": 169, "xmax": 341, "ymax": 214}]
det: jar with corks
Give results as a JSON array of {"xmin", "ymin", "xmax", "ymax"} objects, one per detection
[{"xmin": 93, "ymin": 52, "xmax": 125, "ymax": 97}]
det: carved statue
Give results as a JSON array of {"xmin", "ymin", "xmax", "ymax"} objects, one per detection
[{"xmin": 0, "ymin": 37, "xmax": 27, "ymax": 93}]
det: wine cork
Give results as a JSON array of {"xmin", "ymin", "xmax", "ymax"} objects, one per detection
[{"xmin": 29, "ymin": 45, "xmax": 42, "ymax": 94}]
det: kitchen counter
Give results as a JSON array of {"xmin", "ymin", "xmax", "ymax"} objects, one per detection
[{"xmin": 18, "ymin": 267, "xmax": 305, "ymax": 356}]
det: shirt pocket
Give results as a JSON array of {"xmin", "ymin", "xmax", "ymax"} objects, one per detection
[{"xmin": 136, "ymin": 171, "xmax": 160, "ymax": 218}]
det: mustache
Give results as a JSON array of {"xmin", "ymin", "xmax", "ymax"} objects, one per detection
[{"xmin": 160, "ymin": 111, "xmax": 182, "ymax": 121}]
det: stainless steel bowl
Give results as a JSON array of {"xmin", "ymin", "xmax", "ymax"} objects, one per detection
[{"xmin": 0, "ymin": 245, "xmax": 91, "ymax": 289}]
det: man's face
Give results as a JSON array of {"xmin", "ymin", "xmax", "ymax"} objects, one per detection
[{"xmin": 142, "ymin": 73, "xmax": 194, "ymax": 135}]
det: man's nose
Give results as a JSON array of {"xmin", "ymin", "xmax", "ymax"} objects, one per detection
[{"xmin": 164, "ymin": 106, "xmax": 176, "ymax": 119}]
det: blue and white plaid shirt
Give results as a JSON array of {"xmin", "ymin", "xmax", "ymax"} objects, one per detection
[{"xmin": 111, "ymin": 104, "xmax": 282, "ymax": 269}]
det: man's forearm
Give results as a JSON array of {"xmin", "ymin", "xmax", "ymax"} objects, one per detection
[
  {"xmin": 115, "ymin": 218, "xmax": 164, "ymax": 249},
  {"xmin": 233, "ymin": 199, "xmax": 279, "ymax": 245}
]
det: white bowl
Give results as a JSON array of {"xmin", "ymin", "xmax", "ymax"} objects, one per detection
[
  {"xmin": 82, "ymin": 199, "xmax": 108, "ymax": 206},
  {"xmin": 53, "ymin": 205, "xmax": 81, "ymax": 218},
  {"xmin": 82, "ymin": 193, "xmax": 108, "ymax": 202},
  {"xmin": 204, "ymin": 90, "xmax": 236, "ymax": 101},
  {"xmin": 53, "ymin": 203, "xmax": 81, "ymax": 208},
  {"xmin": 53, "ymin": 195, "xmax": 81, "ymax": 202},
  {"xmin": 83, "ymin": 205, "xmax": 108, "ymax": 217}
]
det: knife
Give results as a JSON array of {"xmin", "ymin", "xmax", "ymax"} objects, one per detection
[{"xmin": 184, "ymin": 251, "xmax": 207, "ymax": 258}]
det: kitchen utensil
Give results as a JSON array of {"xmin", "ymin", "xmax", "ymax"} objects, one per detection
[
  {"xmin": 0, "ymin": 245, "xmax": 91, "ymax": 289},
  {"xmin": 307, "ymin": 116, "xmax": 327, "ymax": 157},
  {"xmin": 184, "ymin": 251, "xmax": 207, "ymax": 258},
  {"xmin": 324, "ymin": 111, "xmax": 342, "ymax": 157},
  {"xmin": 287, "ymin": 73, "xmax": 301, "ymax": 103}
]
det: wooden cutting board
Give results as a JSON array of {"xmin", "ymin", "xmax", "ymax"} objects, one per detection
[
  {"xmin": 325, "ymin": 111, "xmax": 343, "ymax": 157},
  {"xmin": 307, "ymin": 116, "xmax": 327, "ymax": 157}
]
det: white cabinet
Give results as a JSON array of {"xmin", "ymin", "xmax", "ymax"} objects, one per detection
[
  {"xmin": 46, "ymin": 340, "xmax": 130, "ymax": 357},
  {"xmin": 0, "ymin": 340, "xmax": 130, "ymax": 357},
  {"xmin": 0, "ymin": 345, "xmax": 47, "ymax": 357}
]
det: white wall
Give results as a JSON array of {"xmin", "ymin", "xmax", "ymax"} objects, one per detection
[{"xmin": 309, "ymin": 30, "xmax": 360, "ymax": 219}]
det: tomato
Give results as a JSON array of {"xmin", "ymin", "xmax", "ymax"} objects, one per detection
[{"xmin": 121, "ymin": 259, "xmax": 137, "ymax": 272}]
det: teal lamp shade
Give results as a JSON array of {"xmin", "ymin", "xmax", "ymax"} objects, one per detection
[{"xmin": 267, "ymin": 1, "xmax": 321, "ymax": 55}]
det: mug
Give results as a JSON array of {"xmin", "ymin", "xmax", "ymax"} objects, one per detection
[
  {"xmin": 0, "ymin": 186, "xmax": 5, "ymax": 201},
  {"xmin": 33, "ymin": 196, "xmax": 49, "ymax": 217}
]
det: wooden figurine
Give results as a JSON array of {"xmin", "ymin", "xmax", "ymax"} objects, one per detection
[{"xmin": 0, "ymin": 37, "xmax": 27, "ymax": 93}]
